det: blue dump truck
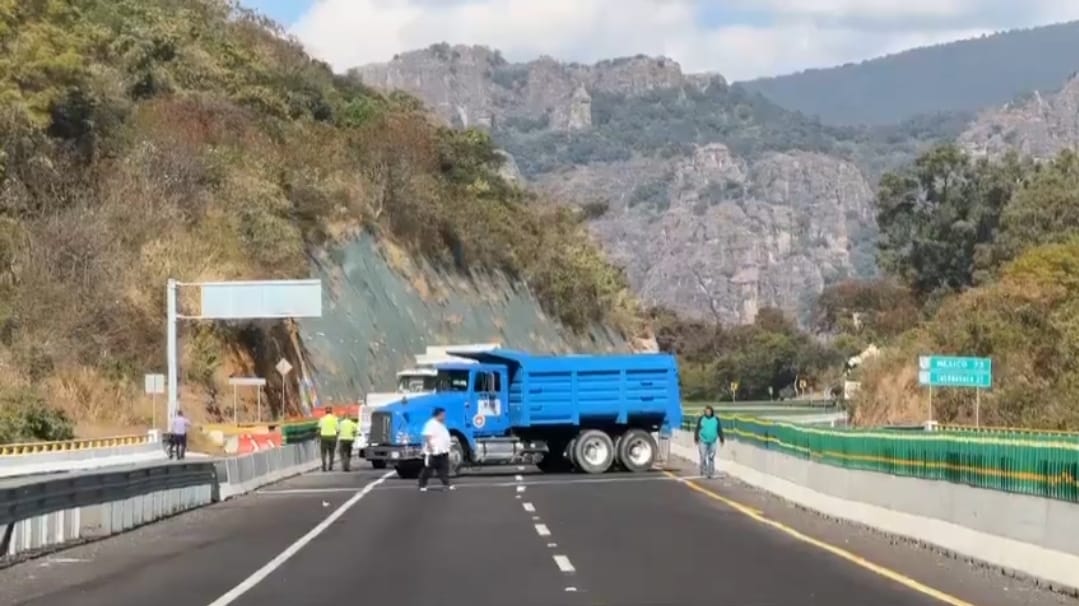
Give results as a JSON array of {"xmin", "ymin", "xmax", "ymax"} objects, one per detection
[{"xmin": 364, "ymin": 349, "xmax": 682, "ymax": 478}]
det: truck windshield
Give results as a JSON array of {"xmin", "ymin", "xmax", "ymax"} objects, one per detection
[
  {"xmin": 397, "ymin": 374, "xmax": 436, "ymax": 393},
  {"xmin": 436, "ymin": 369, "xmax": 470, "ymax": 392}
]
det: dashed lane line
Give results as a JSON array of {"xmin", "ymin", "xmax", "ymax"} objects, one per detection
[
  {"xmin": 534, "ymin": 523, "xmax": 551, "ymax": 537},
  {"xmin": 664, "ymin": 471, "xmax": 974, "ymax": 606},
  {"xmin": 553, "ymin": 555, "xmax": 576, "ymax": 573},
  {"xmin": 522, "ymin": 502, "xmax": 536, "ymax": 512},
  {"xmin": 207, "ymin": 471, "xmax": 395, "ymax": 606}
]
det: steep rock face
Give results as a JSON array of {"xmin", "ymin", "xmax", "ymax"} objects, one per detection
[
  {"xmin": 297, "ymin": 234, "xmax": 627, "ymax": 401},
  {"xmin": 539, "ymin": 145, "xmax": 874, "ymax": 324},
  {"xmin": 960, "ymin": 75, "xmax": 1079, "ymax": 159},
  {"xmin": 355, "ymin": 46, "xmax": 876, "ymax": 323}
]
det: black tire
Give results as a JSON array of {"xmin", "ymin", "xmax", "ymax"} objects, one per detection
[
  {"xmin": 565, "ymin": 437, "xmax": 578, "ymax": 471},
  {"xmin": 618, "ymin": 429, "xmax": 657, "ymax": 473},
  {"xmin": 536, "ymin": 439, "xmax": 572, "ymax": 473},
  {"xmin": 572, "ymin": 429, "xmax": 616, "ymax": 474},
  {"xmin": 370, "ymin": 460, "xmax": 387, "ymax": 469},
  {"xmin": 394, "ymin": 461, "xmax": 422, "ymax": 479},
  {"xmin": 449, "ymin": 438, "xmax": 466, "ymax": 477}
]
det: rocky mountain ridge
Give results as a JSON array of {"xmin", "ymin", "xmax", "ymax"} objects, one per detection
[
  {"xmin": 959, "ymin": 74, "xmax": 1079, "ymax": 160},
  {"xmin": 355, "ymin": 45, "xmax": 878, "ymax": 325}
]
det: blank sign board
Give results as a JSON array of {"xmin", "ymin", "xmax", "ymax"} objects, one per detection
[{"xmin": 199, "ymin": 280, "xmax": 322, "ymax": 319}]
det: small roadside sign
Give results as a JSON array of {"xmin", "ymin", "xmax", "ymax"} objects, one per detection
[
  {"xmin": 144, "ymin": 374, "xmax": 166, "ymax": 395},
  {"xmin": 229, "ymin": 377, "xmax": 267, "ymax": 387},
  {"xmin": 918, "ymin": 356, "xmax": 992, "ymax": 388},
  {"xmin": 275, "ymin": 358, "xmax": 293, "ymax": 376}
]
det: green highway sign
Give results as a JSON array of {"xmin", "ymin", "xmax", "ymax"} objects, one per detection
[{"xmin": 918, "ymin": 355, "xmax": 992, "ymax": 389}]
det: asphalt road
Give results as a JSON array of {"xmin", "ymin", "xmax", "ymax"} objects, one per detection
[{"xmin": 1, "ymin": 458, "xmax": 1075, "ymax": 606}]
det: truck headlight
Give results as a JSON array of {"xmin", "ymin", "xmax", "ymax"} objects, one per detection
[{"xmin": 390, "ymin": 451, "xmax": 400, "ymax": 459}]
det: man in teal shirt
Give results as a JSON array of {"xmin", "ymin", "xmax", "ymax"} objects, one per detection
[{"xmin": 694, "ymin": 406, "xmax": 725, "ymax": 478}]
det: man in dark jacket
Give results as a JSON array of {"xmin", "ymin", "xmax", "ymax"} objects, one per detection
[{"xmin": 693, "ymin": 406, "xmax": 725, "ymax": 478}]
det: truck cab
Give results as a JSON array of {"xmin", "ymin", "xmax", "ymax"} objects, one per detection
[{"xmin": 364, "ymin": 348, "xmax": 681, "ymax": 480}]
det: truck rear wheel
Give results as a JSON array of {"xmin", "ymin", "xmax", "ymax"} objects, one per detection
[
  {"xmin": 618, "ymin": 429, "xmax": 657, "ymax": 473},
  {"xmin": 572, "ymin": 429, "xmax": 615, "ymax": 474}
]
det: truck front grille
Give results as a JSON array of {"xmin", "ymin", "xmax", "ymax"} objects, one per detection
[{"xmin": 368, "ymin": 411, "xmax": 392, "ymax": 445}]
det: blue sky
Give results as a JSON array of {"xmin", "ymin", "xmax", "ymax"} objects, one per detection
[{"xmin": 238, "ymin": 1, "xmax": 1079, "ymax": 81}]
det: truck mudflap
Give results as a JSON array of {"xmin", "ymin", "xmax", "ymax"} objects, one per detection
[{"xmin": 365, "ymin": 444, "xmax": 423, "ymax": 462}]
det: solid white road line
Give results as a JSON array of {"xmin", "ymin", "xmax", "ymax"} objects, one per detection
[
  {"xmin": 522, "ymin": 502, "xmax": 535, "ymax": 512},
  {"xmin": 553, "ymin": 555, "xmax": 576, "ymax": 573},
  {"xmin": 534, "ymin": 523, "xmax": 551, "ymax": 537},
  {"xmin": 207, "ymin": 471, "xmax": 394, "ymax": 606}
]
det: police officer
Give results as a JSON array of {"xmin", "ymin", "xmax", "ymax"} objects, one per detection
[
  {"xmin": 338, "ymin": 415, "xmax": 358, "ymax": 472},
  {"xmin": 318, "ymin": 406, "xmax": 339, "ymax": 472}
]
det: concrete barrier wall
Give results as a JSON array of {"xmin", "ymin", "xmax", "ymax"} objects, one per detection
[
  {"xmin": 216, "ymin": 441, "xmax": 320, "ymax": 500},
  {"xmin": 671, "ymin": 429, "xmax": 1079, "ymax": 593},
  {"xmin": 2, "ymin": 442, "xmax": 321, "ymax": 565}
]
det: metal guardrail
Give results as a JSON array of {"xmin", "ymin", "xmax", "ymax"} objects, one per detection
[
  {"xmin": 0, "ymin": 462, "xmax": 217, "ymax": 527},
  {"xmin": 0, "ymin": 435, "xmax": 151, "ymax": 457}
]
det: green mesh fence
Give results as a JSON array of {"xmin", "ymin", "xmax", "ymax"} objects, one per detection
[
  {"xmin": 281, "ymin": 420, "xmax": 318, "ymax": 444},
  {"xmin": 683, "ymin": 414, "xmax": 1079, "ymax": 503}
]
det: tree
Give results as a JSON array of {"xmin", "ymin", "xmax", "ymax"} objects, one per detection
[
  {"xmin": 813, "ymin": 279, "xmax": 919, "ymax": 351},
  {"xmin": 995, "ymin": 150, "xmax": 1079, "ymax": 264},
  {"xmin": 876, "ymin": 145, "xmax": 1029, "ymax": 300}
]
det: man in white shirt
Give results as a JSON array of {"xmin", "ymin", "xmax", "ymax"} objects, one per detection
[
  {"xmin": 169, "ymin": 410, "xmax": 192, "ymax": 460},
  {"xmin": 419, "ymin": 407, "xmax": 455, "ymax": 492}
]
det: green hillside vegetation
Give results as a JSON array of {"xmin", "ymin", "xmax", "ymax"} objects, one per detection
[
  {"xmin": 742, "ymin": 20, "xmax": 1079, "ymax": 126},
  {"xmin": 0, "ymin": 0, "xmax": 635, "ymax": 443},
  {"xmin": 842, "ymin": 146, "xmax": 1079, "ymax": 429},
  {"xmin": 650, "ymin": 306, "xmax": 844, "ymax": 403},
  {"xmin": 494, "ymin": 78, "xmax": 960, "ymax": 183}
]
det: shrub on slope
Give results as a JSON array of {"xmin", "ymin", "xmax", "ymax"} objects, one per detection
[{"xmin": 0, "ymin": 0, "xmax": 635, "ymax": 439}]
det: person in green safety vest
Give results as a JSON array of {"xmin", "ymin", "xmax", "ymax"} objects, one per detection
[
  {"xmin": 338, "ymin": 415, "xmax": 358, "ymax": 472},
  {"xmin": 318, "ymin": 406, "xmax": 339, "ymax": 472},
  {"xmin": 693, "ymin": 405, "xmax": 725, "ymax": 479}
]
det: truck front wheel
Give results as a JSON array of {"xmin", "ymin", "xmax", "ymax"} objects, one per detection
[
  {"xmin": 618, "ymin": 429, "xmax": 657, "ymax": 473},
  {"xmin": 449, "ymin": 438, "xmax": 465, "ymax": 477},
  {"xmin": 572, "ymin": 429, "xmax": 615, "ymax": 474},
  {"xmin": 371, "ymin": 460, "xmax": 387, "ymax": 470}
]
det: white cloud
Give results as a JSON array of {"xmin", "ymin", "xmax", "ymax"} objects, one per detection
[{"xmin": 289, "ymin": 0, "xmax": 1079, "ymax": 81}]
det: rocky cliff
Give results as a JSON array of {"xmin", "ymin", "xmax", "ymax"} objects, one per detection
[
  {"xmin": 355, "ymin": 45, "xmax": 878, "ymax": 324},
  {"xmin": 960, "ymin": 75, "xmax": 1079, "ymax": 159}
]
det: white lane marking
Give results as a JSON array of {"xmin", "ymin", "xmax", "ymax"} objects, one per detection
[
  {"xmin": 516, "ymin": 485, "xmax": 525, "ymax": 493},
  {"xmin": 517, "ymin": 466, "xmax": 526, "ymax": 471},
  {"xmin": 208, "ymin": 471, "xmax": 394, "ymax": 606},
  {"xmin": 532, "ymin": 516, "xmax": 540, "ymax": 521},
  {"xmin": 565, "ymin": 587, "xmax": 577, "ymax": 592},
  {"xmin": 547, "ymin": 542, "xmax": 557, "ymax": 548},
  {"xmin": 522, "ymin": 502, "xmax": 535, "ymax": 512},
  {"xmin": 553, "ymin": 555, "xmax": 575, "ymax": 573},
  {"xmin": 534, "ymin": 523, "xmax": 551, "ymax": 537},
  {"xmin": 514, "ymin": 474, "xmax": 523, "ymax": 481}
]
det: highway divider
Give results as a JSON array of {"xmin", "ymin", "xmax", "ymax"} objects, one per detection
[
  {"xmin": 1, "ymin": 439, "xmax": 321, "ymax": 566},
  {"xmin": 673, "ymin": 414, "xmax": 1079, "ymax": 593}
]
